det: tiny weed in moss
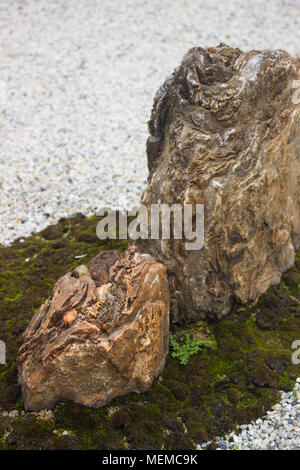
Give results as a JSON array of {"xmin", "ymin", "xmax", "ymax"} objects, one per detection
[
  {"xmin": 169, "ymin": 334, "xmax": 213, "ymax": 365},
  {"xmin": 64, "ymin": 220, "xmax": 73, "ymax": 236}
]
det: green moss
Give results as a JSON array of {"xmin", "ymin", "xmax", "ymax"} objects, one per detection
[
  {"xmin": 4, "ymin": 287, "xmax": 22, "ymax": 302},
  {"xmin": 0, "ymin": 214, "xmax": 300, "ymax": 449}
]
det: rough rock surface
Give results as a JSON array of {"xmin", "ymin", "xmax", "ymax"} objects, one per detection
[
  {"xmin": 136, "ymin": 43, "xmax": 300, "ymax": 323},
  {"xmin": 18, "ymin": 247, "xmax": 169, "ymax": 411}
]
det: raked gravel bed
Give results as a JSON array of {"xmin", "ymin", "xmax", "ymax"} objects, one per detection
[
  {"xmin": 0, "ymin": 0, "xmax": 300, "ymax": 246},
  {"xmin": 0, "ymin": 0, "xmax": 300, "ymax": 451}
]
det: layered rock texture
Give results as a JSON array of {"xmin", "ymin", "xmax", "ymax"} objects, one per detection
[
  {"xmin": 18, "ymin": 247, "xmax": 169, "ymax": 411},
  {"xmin": 136, "ymin": 43, "xmax": 300, "ymax": 323}
]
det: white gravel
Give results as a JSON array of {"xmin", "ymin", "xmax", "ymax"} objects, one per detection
[
  {"xmin": 0, "ymin": 0, "xmax": 300, "ymax": 451},
  {"xmin": 0, "ymin": 0, "xmax": 300, "ymax": 246},
  {"xmin": 210, "ymin": 379, "xmax": 300, "ymax": 450}
]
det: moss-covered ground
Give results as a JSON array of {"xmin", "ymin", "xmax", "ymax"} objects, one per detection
[{"xmin": 0, "ymin": 214, "xmax": 300, "ymax": 450}]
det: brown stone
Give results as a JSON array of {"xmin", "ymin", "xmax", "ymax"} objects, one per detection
[
  {"xmin": 136, "ymin": 43, "xmax": 300, "ymax": 322},
  {"xmin": 18, "ymin": 247, "xmax": 169, "ymax": 411}
]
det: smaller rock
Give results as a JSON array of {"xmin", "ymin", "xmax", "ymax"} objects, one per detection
[
  {"xmin": 8, "ymin": 410, "xmax": 19, "ymax": 418},
  {"xmin": 18, "ymin": 247, "xmax": 170, "ymax": 410},
  {"xmin": 37, "ymin": 409, "xmax": 54, "ymax": 421}
]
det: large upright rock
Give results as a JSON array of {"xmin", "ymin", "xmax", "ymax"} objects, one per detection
[
  {"xmin": 18, "ymin": 247, "xmax": 169, "ymax": 411},
  {"xmin": 136, "ymin": 44, "xmax": 300, "ymax": 323}
]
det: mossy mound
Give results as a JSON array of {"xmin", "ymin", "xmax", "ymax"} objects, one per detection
[{"xmin": 0, "ymin": 214, "xmax": 300, "ymax": 450}]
